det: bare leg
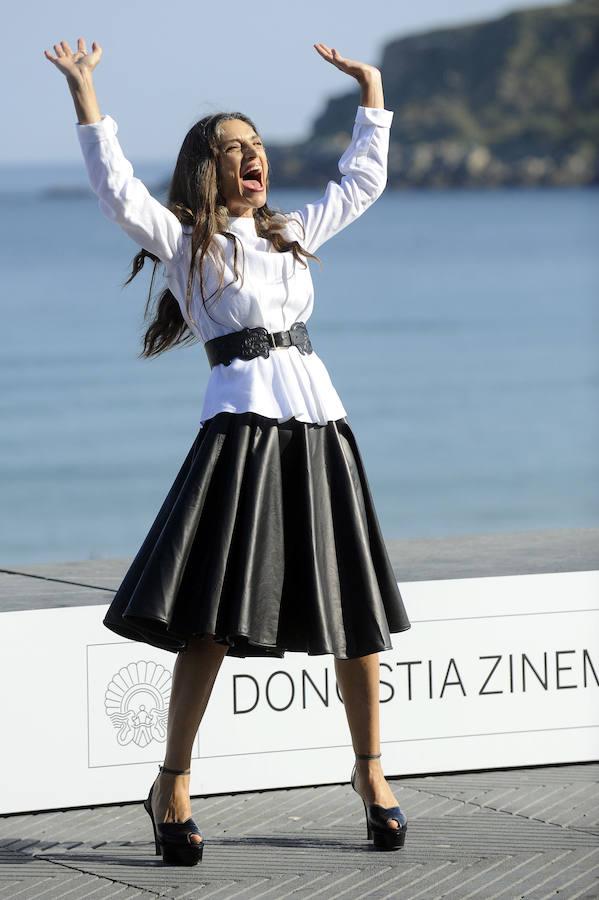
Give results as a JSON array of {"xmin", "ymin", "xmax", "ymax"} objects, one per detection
[
  {"xmin": 151, "ymin": 634, "xmax": 229, "ymax": 844},
  {"xmin": 334, "ymin": 651, "xmax": 400, "ymax": 829}
]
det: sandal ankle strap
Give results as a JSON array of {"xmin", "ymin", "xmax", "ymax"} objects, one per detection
[
  {"xmin": 159, "ymin": 764, "xmax": 191, "ymax": 775},
  {"xmin": 355, "ymin": 752, "xmax": 382, "ymax": 760}
]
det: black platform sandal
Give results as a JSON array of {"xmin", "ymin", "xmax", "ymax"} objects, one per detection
[
  {"xmin": 350, "ymin": 752, "xmax": 408, "ymax": 850},
  {"xmin": 143, "ymin": 764, "xmax": 205, "ymax": 866}
]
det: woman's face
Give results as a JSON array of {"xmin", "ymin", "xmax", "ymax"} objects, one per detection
[{"xmin": 216, "ymin": 118, "xmax": 269, "ymax": 217}]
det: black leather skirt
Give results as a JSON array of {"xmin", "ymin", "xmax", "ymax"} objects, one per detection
[{"xmin": 102, "ymin": 411, "xmax": 411, "ymax": 659}]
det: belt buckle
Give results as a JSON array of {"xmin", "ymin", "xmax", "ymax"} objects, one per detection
[
  {"xmin": 239, "ymin": 326, "xmax": 271, "ymax": 361},
  {"xmin": 289, "ymin": 321, "xmax": 313, "ymax": 355},
  {"xmin": 267, "ymin": 330, "xmax": 277, "ymax": 350}
]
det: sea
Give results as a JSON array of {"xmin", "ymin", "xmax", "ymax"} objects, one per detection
[{"xmin": 1, "ymin": 160, "xmax": 597, "ymax": 565}]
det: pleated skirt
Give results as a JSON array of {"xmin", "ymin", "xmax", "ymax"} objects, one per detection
[{"xmin": 102, "ymin": 411, "xmax": 411, "ymax": 659}]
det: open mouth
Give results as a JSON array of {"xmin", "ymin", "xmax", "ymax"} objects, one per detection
[{"xmin": 241, "ymin": 165, "xmax": 263, "ymax": 191}]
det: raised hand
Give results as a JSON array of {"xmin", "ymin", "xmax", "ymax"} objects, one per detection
[
  {"xmin": 313, "ymin": 43, "xmax": 380, "ymax": 84},
  {"xmin": 44, "ymin": 37, "xmax": 103, "ymax": 125},
  {"xmin": 44, "ymin": 37, "xmax": 103, "ymax": 83}
]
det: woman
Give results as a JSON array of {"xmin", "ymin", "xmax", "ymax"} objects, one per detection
[{"xmin": 45, "ymin": 36, "xmax": 411, "ymax": 864}]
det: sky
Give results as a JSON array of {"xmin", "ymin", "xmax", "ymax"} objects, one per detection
[{"xmin": 9, "ymin": 0, "xmax": 558, "ymax": 164}]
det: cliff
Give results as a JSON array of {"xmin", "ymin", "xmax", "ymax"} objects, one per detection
[{"xmin": 269, "ymin": 0, "xmax": 599, "ymax": 188}]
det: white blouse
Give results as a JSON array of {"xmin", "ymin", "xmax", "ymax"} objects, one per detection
[{"xmin": 76, "ymin": 104, "xmax": 394, "ymax": 426}]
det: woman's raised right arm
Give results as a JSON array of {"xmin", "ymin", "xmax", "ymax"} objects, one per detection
[{"xmin": 44, "ymin": 38, "xmax": 184, "ymax": 265}]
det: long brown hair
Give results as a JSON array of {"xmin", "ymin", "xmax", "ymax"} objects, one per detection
[{"xmin": 124, "ymin": 111, "xmax": 321, "ymax": 359}]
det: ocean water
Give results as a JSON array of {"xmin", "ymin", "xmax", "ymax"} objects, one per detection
[{"xmin": 1, "ymin": 167, "xmax": 597, "ymax": 565}]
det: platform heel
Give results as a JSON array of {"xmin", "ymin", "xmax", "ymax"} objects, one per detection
[
  {"xmin": 143, "ymin": 764, "xmax": 205, "ymax": 865},
  {"xmin": 350, "ymin": 752, "xmax": 408, "ymax": 850}
]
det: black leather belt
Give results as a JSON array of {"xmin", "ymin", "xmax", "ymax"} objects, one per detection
[{"xmin": 204, "ymin": 321, "xmax": 314, "ymax": 368}]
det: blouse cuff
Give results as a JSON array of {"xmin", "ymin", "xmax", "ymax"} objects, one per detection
[
  {"xmin": 355, "ymin": 106, "xmax": 394, "ymax": 128},
  {"xmin": 75, "ymin": 114, "xmax": 118, "ymax": 144}
]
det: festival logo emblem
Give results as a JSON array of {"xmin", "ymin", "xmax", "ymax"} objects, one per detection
[{"xmin": 104, "ymin": 660, "xmax": 171, "ymax": 747}]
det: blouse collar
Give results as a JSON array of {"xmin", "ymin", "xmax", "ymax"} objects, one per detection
[{"xmin": 227, "ymin": 213, "xmax": 258, "ymax": 235}]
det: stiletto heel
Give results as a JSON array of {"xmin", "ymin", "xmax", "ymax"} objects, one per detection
[
  {"xmin": 143, "ymin": 764, "xmax": 205, "ymax": 866},
  {"xmin": 350, "ymin": 752, "xmax": 408, "ymax": 851}
]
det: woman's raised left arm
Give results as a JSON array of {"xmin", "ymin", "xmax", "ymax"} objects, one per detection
[{"xmin": 284, "ymin": 44, "xmax": 393, "ymax": 255}]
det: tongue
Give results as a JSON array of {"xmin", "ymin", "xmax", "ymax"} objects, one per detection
[{"xmin": 242, "ymin": 178, "xmax": 262, "ymax": 191}]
